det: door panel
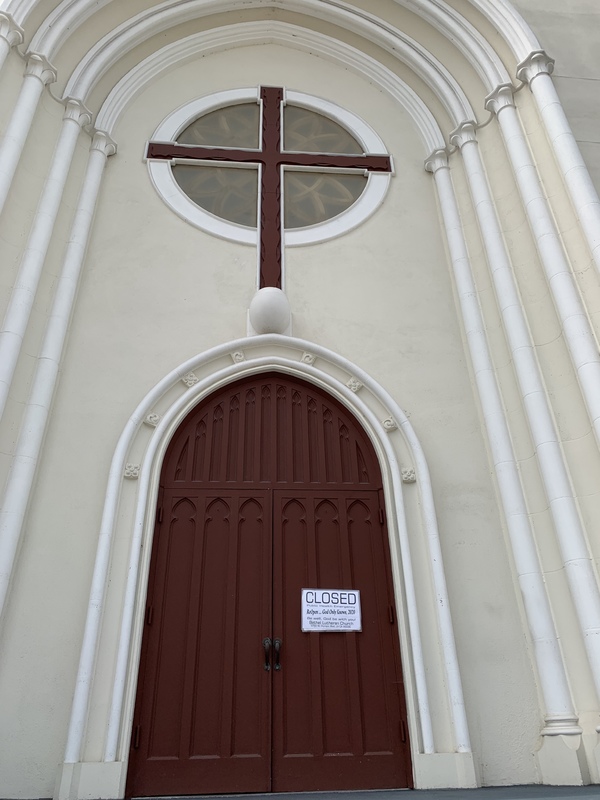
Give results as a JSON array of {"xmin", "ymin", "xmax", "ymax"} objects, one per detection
[
  {"xmin": 272, "ymin": 490, "xmax": 411, "ymax": 791},
  {"xmin": 127, "ymin": 374, "xmax": 412, "ymax": 797},
  {"xmin": 126, "ymin": 491, "xmax": 272, "ymax": 797}
]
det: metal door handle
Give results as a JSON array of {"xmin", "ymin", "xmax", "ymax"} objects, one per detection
[
  {"xmin": 274, "ymin": 638, "xmax": 282, "ymax": 671},
  {"xmin": 262, "ymin": 637, "xmax": 272, "ymax": 671}
]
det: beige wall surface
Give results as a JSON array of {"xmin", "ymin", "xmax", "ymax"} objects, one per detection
[
  {"xmin": 1, "ymin": 1, "xmax": 600, "ymax": 797},
  {"xmin": 0, "ymin": 37, "xmax": 541, "ymax": 795},
  {"xmin": 513, "ymin": 0, "xmax": 600, "ymax": 191}
]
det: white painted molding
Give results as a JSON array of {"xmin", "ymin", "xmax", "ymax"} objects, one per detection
[
  {"xmin": 27, "ymin": 0, "xmax": 113, "ymax": 59},
  {"xmin": 452, "ymin": 114, "xmax": 600, "ymax": 706},
  {"xmin": 96, "ymin": 21, "xmax": 445, "ymax": 156},
  {"xmin": 0, "ymin": 99, "xmax": 91, "ymax": 428},
  {"xmin": 63, "ymin": 336, "xmax": 477, "ymax": 771},
  {"xmin": 469, "ymin": 0, "xmax": 541, "ymax": 61},
  {"xmin": 396, "ymin": 0, "xmax": 509, "ymax": 89},
  {"xmin": 516, "ymin": 50, "xmax": 555, "ymax": 84},
  {"xmin": 62, "ymin": 0, "xmax": 474, "ymax": 128},
  {"xmin": 7, "ymin": 0, "xmax": 537, "ymax": 87},
  {"xmin": 429, "ymin": 139, "xmax": 581, "ymax": 736},
  {"xmin": 0, "ymin": 12, "xmax": 24, "ymax": 72},
  {"xmin": 0, "ymin": 53, "xmax": 57, "ymax": 221},
  {"xmin": 23, "ymin": 50, "xmax": 56, "ymax": 84},
  {"xmin": 517, "ymin": 53, "xmax": 600, "ymax": 279},
  {"xmin": 0, "ymin": 11, "xmax": 24, "ymax": 46},
  {"xmin": 424, "ymin": 148, "xmax": 449, "ymax": 174},
  {"xmin": 490, "ymin": 98, "xmax": 600, "ymax": 452},
  {"xmin": 484, "ymin": 83, "xmax": 516, "ymax": 115},
  {"xmin": 148, "ymin": 86, "xmax": 391, "ymax": 250},
  {"xmin": 0, "ymin": 130, "xmax": 113, "ymax": 626}
]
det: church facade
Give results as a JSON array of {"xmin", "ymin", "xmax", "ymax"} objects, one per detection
[{"xmin": 0, "ymin": 1, "xmax": 600, "ymax": 798}]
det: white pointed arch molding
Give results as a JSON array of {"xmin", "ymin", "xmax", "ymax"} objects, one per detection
[
  {"xmin": 6, "ymin": 0, "xmax": 541, "ymax": 69},
  {"xmin": 59, "ymin": 336, "xmax": 475, "ymax": 799}
]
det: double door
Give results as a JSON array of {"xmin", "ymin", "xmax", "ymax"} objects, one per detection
[{"xmin": 126, "ymin": 487, "xmax": 411, "ymax": 796}]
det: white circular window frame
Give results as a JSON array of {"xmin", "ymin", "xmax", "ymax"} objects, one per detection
[{"xmin": 147, "ymin": 87, "xmax": 393, "ymax": 247}]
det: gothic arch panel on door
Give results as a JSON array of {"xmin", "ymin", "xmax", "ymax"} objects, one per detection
[{"xmin": 126, "ymin": 373, "xmax": 412, "ymax": 796}]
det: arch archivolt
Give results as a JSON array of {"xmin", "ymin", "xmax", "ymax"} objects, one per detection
[{"xmin": 58, "ymin": 335, "xmax": 476, "ymax": 799}]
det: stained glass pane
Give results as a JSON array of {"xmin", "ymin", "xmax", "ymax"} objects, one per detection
[
  {"xmin": 177, "ymin": 103, "xmax": 260, "ymax": 148},
  {"xmin": 172, "ymin": 164, "xmax": 258, "ymax": 227},
  {"xmin": 171, "ymin": 102, "xmax": 371, "ymax": 228},
  {"xmin": 283, "ymin": 106, "xmax": 363, "ymax": 154},
  {"xmin": 284, "ymin": 171, "xmax": 367, "ymax": 229}
]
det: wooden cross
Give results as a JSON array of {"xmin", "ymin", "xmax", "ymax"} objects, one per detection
[{"xmin": 147, "ymin": 87, "xmax": 392, "ymax": 289}]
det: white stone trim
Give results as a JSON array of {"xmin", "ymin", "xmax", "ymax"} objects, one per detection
[
  {"xmin": 96, "ymin": 21, "xmax": 445, "ymax": 154},
  {"xmin": 468, "ymin": 0, "xmax": 541, "ymax": 61},
  {"xmin": 62, "ymin": 336, "xmax": 474, "ymax": 788},
  {"xmin": 147, "ymin": 86, "xmax": 391, "ymax": 249},
  {"xmin": 8, "ymin": 0, "xmax": 539, "ymax": 86},
  {"xmin": 396, "ymin": 0, "xmax": 510, "ymax": 89},
  {"xmin": 471, "ymin": 96, "xmax": 600, "ymax": 707},
  {"xmin": 0, "ymin": 100, "xmax": 90, "ymax": 431},
  {"xmin": 517, "ymin": 52, "xmax": 600, "ymax": 279},
  {"xmin": 0, "ymin": 59, "xmax": 51, "ymax": 221},
  {"xmin": 62, "ymin": 0, "xmax": 474, "ymax": 127},
  {"xmin": 427, "ymin": 146, "xmax": 581, "ymax": 737},
  {"xmin": 0, "ymin": 11, "xmax": 24, "ymax": 72},
  {"xmin": 0, "ymin": 132, "xmax": 113, "ymax": 629}
]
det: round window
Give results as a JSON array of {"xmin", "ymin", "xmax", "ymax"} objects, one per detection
[{"xmin": 147, "ymin": 88, "xmax": 392, "ymax": 247}]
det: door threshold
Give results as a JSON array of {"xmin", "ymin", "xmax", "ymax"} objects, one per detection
[
  {"xmin": 132, "ymin": 792, "xmax": 409, "ymax": 800},
  {"xmin": 131, "ymin": 791, "xmax": 410, "ymax": 800}
]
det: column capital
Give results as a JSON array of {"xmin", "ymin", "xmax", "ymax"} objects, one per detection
[
  {"xmin": 90, "ymin": 130, "xmax": 117, "ymax": 157},
  {"xmin": 24, "ymin": 52, "xmax": 57, "ymax": 85},
  {"xmin": 0, "ymin": 12, "xmax": 24, "ymax": 48},
  {"xmin": 450, "ymin": 121, "xmax": 478, "ymax": 149},
  {"xmin": 485, "ymin": 83, "xmax": 515, "ymax": 116},
  {"xmin": 516, "ymin": 50, "xmax": 555, "ymax": 86},
  {"xmin": 424, "ymin": 149, "xmax": 449, "ymax": 174},
  {"xmin": 63, "ymin": 98, "xmax": 93, "ymax": 128}
]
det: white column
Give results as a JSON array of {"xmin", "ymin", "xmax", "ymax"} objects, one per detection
[
  {"xmin": 462, "ymin": 102, "xmax": 600, "ymax": 702},
  {"xmin": 517, "ymin": 51, "xmax": 600, "ymax": 278},
  {"xmin": 426, "ymin": 148, "xmax": 579, "ymax": 734},
  {"xmin": 0, "ymin": 52, "xmax": 56, "ymax": 220},
  {"xmin": 0, "ymin": 132, "xmax": 115, "ymax": 625},
  {"xmin": 486, "ymin": 85, "xmax": 600, "ymax": 450},
  {"xmin": 0, "ymin": 99, "xmax": 91, "ymax": 425},
  {"xmin": 0, "ymin": 12, "xmax": 24, "ymax": 73}
]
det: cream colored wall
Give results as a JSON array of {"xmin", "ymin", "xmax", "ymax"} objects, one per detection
[
  {"xmin": 0, "ymin": 37, "xmax": 544, "ymax": 795},
  {"xmin": 513, "ymin": 0, "xmax": 600, "ymax": 193},
  {"xmin": 3, "ymin": 0, "xmax": 600, "ymax": 796}
]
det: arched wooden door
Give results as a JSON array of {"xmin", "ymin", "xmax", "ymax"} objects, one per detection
[{"xmin": 126, "ymin": 373, "xmax": 412, "ymax": 797}]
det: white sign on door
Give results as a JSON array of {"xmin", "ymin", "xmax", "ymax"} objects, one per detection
[{"xmin": 301, "ymin": 588, "xmax": 362, "ymax": 632}]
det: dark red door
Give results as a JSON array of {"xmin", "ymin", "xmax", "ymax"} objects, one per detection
[{"xmin": 126, "ymin": 374, "xmax": 412, "ymax": 797}]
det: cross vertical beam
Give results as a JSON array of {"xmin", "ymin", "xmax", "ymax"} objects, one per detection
[
  {"xmin": 259, "ymin": 86, "xmax": 284, "ymax": 289},
  {"xmin": 146, "ymin": 87, "xmax": 392, "ymax": 291}
]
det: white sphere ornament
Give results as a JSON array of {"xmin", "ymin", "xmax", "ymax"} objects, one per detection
[{"xmin": 249, "ymin": 288, "xmax": 291, "ymax": 335}]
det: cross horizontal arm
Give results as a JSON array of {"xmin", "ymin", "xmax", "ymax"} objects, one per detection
[
  {"xmin": 147, "ymin": 142, "xmax": 263, "ymax": 164},
  {"xmin": 280, "ymin": 152, "xmax": 392, "ymax": 172},
  {"xmin": 147, "ymin": 142, "xmax": 391, "ymax": 173}
]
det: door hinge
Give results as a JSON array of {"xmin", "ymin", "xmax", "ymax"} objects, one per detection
[
  {"xmin": 146, "ymin": 606, "xmax": 154, "ymax": 625},
  {"xmin": 388, "ymin": 604, "xmax": 395, "ymax": 624},
  {"xmin": 158, "ymin": 506, "xmax": 163, "ymax": 523},
  {"xmin": 133, "ymin": 725, "xmax": 141, "ymax": 749},
  {"xmin": 378, "ymin": 507, "xmax": 384, "ymax": 525},
  {"xmin": 400, "ymin": 719, "xmax": 407, "ymax": 743}
]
